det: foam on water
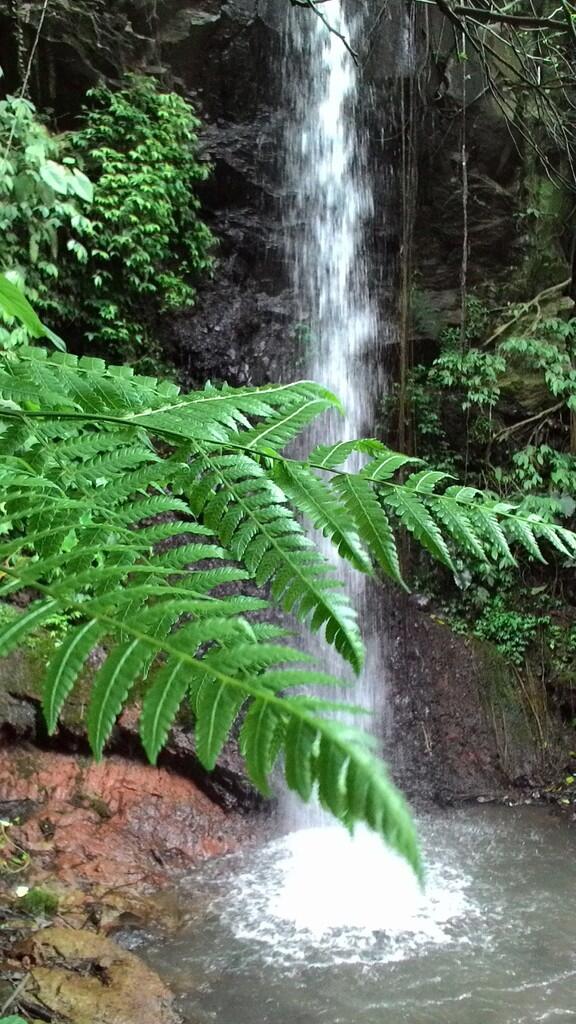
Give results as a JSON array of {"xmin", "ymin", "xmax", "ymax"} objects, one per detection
[{"xmin": 224, "ymin": 825, "xmax": 476, "ymax": 966}]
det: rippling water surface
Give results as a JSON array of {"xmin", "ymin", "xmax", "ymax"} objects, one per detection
[{"xmin": 143, "ymin": 806, "xmax": 576, "ymax": 1024}]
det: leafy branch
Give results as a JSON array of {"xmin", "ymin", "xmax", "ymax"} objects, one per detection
[{"xmin": 1, "ymin": 279, "xmax": 575, "ymax": 873}]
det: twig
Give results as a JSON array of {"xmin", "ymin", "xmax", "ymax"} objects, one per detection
[
  {"xmin": 452, "ymin": 6, "xmax": 567, "ymax": 29},
  {"xmin": 0, "ymin": 973, "xmax": 30, "ymax": 1016},
  {"xmin": 560, "ymin": 0, "xmax": 576, "ymax": 44},
  {"xmin": 481, "ymin": 279, "xmax": 572, "ymax": 348},
  {"xmin": 1, "ymin": 0, "xmax": 50, "ymax": 167},
  {"xmin": 291, "ymin": 0, "xmax": 359, "ymax": 62},
  {"xmin": 494, "ymin": 401, "xmax": 564, "ymax": 442},
  {"xmin": 412, "ymin": 0, "xmax": 567, "ymax": 28},
  {"xmin": 460, "ymin": 32, "xmax": 469, "ymax": 354}
]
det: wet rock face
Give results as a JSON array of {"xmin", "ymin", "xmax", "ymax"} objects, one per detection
[
  {"xmin": 0, "ymin": 646, "xmax": 262, "ymax": 815},
  {"xmin": 158, "ymin": 1, "xmax": 296, "ymax": 387},
  {"xmin": 0, "ymin": 746, "xmax": 259, "ymax": 891},
  {"xmin": 385, "ymin": 593, "xmax": 569, "ymax": 804},
  {"xmin": 0, "ymin": 644, "xmax": 267, "ymax": 893}
]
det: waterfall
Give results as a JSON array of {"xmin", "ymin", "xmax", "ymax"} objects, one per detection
[
  {"xmin": 285, "ymin": 2, "xmax": 380, "ymax": 438},
  {"xmin": 282, "ymin": 3, "xmax": 391, "ymax": 828}
]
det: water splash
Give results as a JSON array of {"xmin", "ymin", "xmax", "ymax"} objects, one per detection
[
  {"xmin": 269, "ymin": 825, "xmax": 469, "ymax": 938},
  {"xmin": 225, "ymin": 823, "xmax": 476, "ymax": 967}
]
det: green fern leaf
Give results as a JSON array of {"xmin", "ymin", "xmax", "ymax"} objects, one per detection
[
  {"xmin": 471, "ymin": 506, "xmax": 516, "ymax": 565},
  {"xmin": 240, "ymin": 699, "xmax": 285, "ymax": 795},
  {"xmin": 433, "ymin": 497, "xmax": 487, "ymax": 561},
  {"xmin": 332, "ymin": 474, "xmax": 405, "ymax": 585},
  {"xmin": 189, "ymin": 445, "xmax": 365, "ymax": 671},
  {"xmin": 284, "ymin": 718, "xmax": 318, "ymax": 801},
  {"xmin": 533, "ymin": 521, "xmax": 576, "ymax": 558},
  {"xmin": 309, "ymin": 438, "xmax": 386, "ymax": 469},
  {"xmin": 317, "ymin": 736, "xmax": 348, "ymax": 816},
  {"xmin": 140, "ymin": 658, "xmax": 190, "ymax": 764},
  {"xmin": 87, "ymin": 637, "xmax": 155, "ymax": 758},
  {"xmin": 0, "ymin": 600, "xmax": 59, "ymax": 657},
  {"xmin": 202, "ymin": 642, "xmax": 310, "ymax": 676},
  {"xmin": 505, "ymin": 517, "xmax": 546, "ymax": 563},
  {"xmin": 273, "ymin": 462, "xmax": 372, "ymax": 573},
  {"xmin": 382, "ymin": 487, "xmax": 454, "ymax": 570},
  {"xmin": 194, "ymin": 677, "xmax": 247, "ymax": 770},
  {"xmin": 360, "ymin": 451, "xmax": 423, "ymax": 481},
  {"xmin": 405, "ymin": 469, "xmax": 452, "ymax": 494},
  {"xmin": 43, "ymin": 619, "xmax": 106, "ymax": 733},
  {"xmin": 229, "ymin": 397, "xmax": 334, "ymax": 452}
]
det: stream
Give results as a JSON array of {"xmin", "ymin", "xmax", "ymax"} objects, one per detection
[{"xmin": 143, "ymin": 805, "xmax": 576, "ymax": 1024}]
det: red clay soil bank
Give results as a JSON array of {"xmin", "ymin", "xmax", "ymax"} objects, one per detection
[{"xmin": 0, "ymin": 745, "xmax": 258, "ymax": 892}]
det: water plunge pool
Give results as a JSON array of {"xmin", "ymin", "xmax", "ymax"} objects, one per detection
[{"xmin": 142, "ymin": 805, "xmax": 576, "ymax": 1024}]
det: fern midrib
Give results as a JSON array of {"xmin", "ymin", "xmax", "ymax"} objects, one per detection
[
  {"xmin": 143, "ymin": 660, "xmax": 184, "ymax": 749},
  {"xmin": 2, "ymin": 353, "xmax": 334, "ymax": 416},
  {"xmin": 90, "ymin": 637, "xmax": 140, "ymax": 751},
  {"xmin": 128, "ymin": 380, "xmax": 337, "ymax": 421},
  {"xmin": 1, "ymin": 410, "xmax": 572, "ymax": 541},
  {"xmin": 243, "ymin": 399, "xmax": 327, "ymax": 449},
  {"xmin": 281, "ymin": 465, "xmax": 369, "ymax": 562},
  {"xmin": 0, "ymin": 564, "xmax": 376, "ymax": 787},
  {"xmin": 196, "ymin": 443, "xmax": 359, "ymax": 659},
  {"xmin": 338, "ymin": 473, "xmax": 407, "ymax": 587},
  {"xmin": 315, "ymin": 440, "xmax": 357, "ymax": 468},
  {"xmin": 44, "ymin": 618, "xmax": 101, "ymax": 730}
]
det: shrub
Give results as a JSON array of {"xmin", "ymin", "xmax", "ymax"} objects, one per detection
[{"xmin": 62, "ymin": 75, "xmax": 214, "ymax": 362}]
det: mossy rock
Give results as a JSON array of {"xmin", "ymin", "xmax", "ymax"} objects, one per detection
[{"xmin": 27, "ymin": 927, "xmax": 179, "ymax": 1024}]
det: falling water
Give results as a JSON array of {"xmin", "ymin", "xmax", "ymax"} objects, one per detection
[
  {"xmin": 285, "ymin": 2, "xmax": 380, "ymax": 439},
  {"xmin": 282, "ymin": 1, "xmax": 391, "ymax": 830}
]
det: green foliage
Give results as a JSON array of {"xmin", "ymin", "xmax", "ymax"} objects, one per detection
[
  {"xmin": 427, "ymin": 349, "xmax": 507, "ymax": 411},
  {"xmin": 61, "ymin": 75, "xmax": 214, "ymax": 361},
  {"xmin": 0, "ymin": 273, "xmax": 66, "ymax": 351},
  {"xmin": 19, "ymin": 886, "xmax": 59, "ymax": 917},
  {"xmin": 399, "ymin": 306, "xmax": 576, "ymax": 495},
  {"xmin": 471, "ymin": 597, "xmax": 546, "ymax": 666},
  {"xmin": 396, "ymin": 290, "xmax": 576, "ymax": 709},
  {"xmin": 1, "ymin": 316, "xmax": 574, "ymax": 868},
  {"xmin": 0, "ymin": 95, "xmax": 93, "ymax": 348},
  {"xmin": 0, "ymin": 78, "xmax": 213, "ymax": 370}
]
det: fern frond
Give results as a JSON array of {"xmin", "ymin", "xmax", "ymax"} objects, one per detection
[
  {"xmin": 332, "ymin": 474, "xmax": 405, "ymax": 586},
  {"xmin": 227, "ymin": 397, "xmax": 335, "ymax": 452},
  {"xmin": 2, "ymin": 336, "xmax": 576, "ymax": 875},
  {"xmin": 431, "ymin": 495, "xmax": 487, "ymax": 561},
  {"xmin": 187, "ymin": 446, "xmax": 364, "ymax": 671},
  {"xmin": 359, "ymin": 450, "xmax": 424, "ymax": 481},
  {"xmin": 273, "ymin": 461, "xmax": 373, "ymax": 573},
  {"xmin": 285, "ymin": 718, "xmax": 318, "ymax": 801},
  {"xmin": 43, "ymin": 619, "xmax": 106, "ymax": 733},
  {"xmin": 381, "ymin": 485, "xmax": 455, "ymax": 570},
  {"xmin": 239, "ymin": 699, "xmax": 285, "ymax": 795},
  {"xmin": 308, "ymin": 438, "xmax": 386, "ymax": 469},
  {"xmin": 194, "ymin": 677, "xmax": 247, "ymax": 770},
  {"xmin": 468, "ymin": 505, "xmax": 516, "ymax": 566},
  {"xmin": 87, "ymin": 635, "xmax": 159, "ymax": 758},
  {"xmin": 0, "ymin": 600, "xmax": 60, "ymax": 657},
  {"xmin": 140, "ymin": 658, "xmax": 190, "ymax": 764},
  {"xmin": 532, "ymin": 520, "xmax": 576, "ymax": 558}
]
